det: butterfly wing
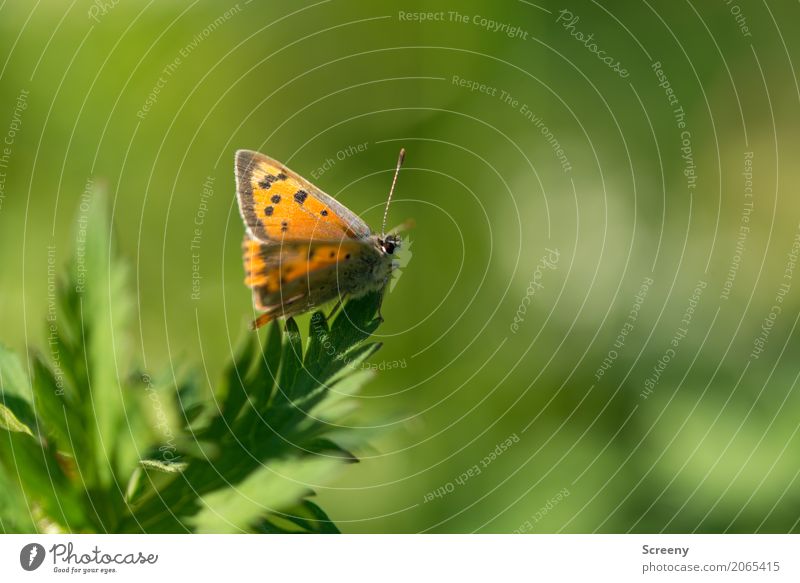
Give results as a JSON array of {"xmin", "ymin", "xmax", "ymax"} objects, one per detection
[
  {"xmin": 235, "ymin": 149, "xmax": 371, "ymax": 244},
  {"xmin": 242, "ymin": 235, "xmax": 380, "ymax": 328}
]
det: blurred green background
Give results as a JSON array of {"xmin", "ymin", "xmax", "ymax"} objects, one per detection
[{"xmin": 2, "ymin": 0, "xmax": 799, "ymax": 532}]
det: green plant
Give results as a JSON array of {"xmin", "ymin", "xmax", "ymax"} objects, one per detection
[{"xmin": 0, "ymin": 191, "xmax": 383, "ymax": 533}]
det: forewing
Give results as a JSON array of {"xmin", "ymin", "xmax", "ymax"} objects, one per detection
[{"xmin": 235, "ymin": 149, "xmax": 371, "ymax": 244}]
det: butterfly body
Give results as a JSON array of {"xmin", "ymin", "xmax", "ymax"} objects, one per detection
[{"xmin": 235, "ymin": 149, "xmax": 403, "ymax": 328}]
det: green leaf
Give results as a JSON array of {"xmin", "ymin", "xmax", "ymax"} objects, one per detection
[
  {"xmin": 297, "ymin": 499, "xmax": 341, "ymax": 534},
  {"xmin": 252, "ymin": 321, "xmax": 282, "ymax": 412},
  {"xmin": 304, "ymin": 311, "xmax": 331, "ymax": 369},
  {"xmin": 305, "ymin": 438, "xmax": 359, "ymax": 463},
  {"xmin": 280, "ymin": 318, "xmax": 304, "ymax": 400},
  {"xmin": 190, "ymin": 456, "xmax": 341, "ymax": 534},
  {"xmin": 0, "ymin": 465, "xmax": 37, "ymax": 533},
  {"xmin": 0, "ymin": 189, "xmax": 385, "ymax": 535},
  {"xmin": 0, "ymin": 345, "xmax": 37, "ymax": 431},
  {"xmin": 219, "ymin": 332, "xmax": 257, "ymax": 425},
  {"xmin": 330, "ymin": 291, "xmax": 383, "ymax": 353},
  {"xmin": 0, "ymin": 403, "xmax": 33, "ymax": 435},
  {"xmin": 272, "ymin": 499, "xmax": 342, "ymax": 534},
  {"xmin": 0, "ymin": 428, "xmax": 86, "ymax": 530},
  {"xmin": 78, "ymin": 191, "xmax": 136, "ymax": 486},
  {"xmin": 139, "ymin": 459, "xmax": 188, "ymax": 473},
  {"xmin": 31, "ymin": 354, "xmax": 75, "ymax": 452},
  {"xmin": 0, "ymin": 343, "xmax": 32, "ymax": 402}
]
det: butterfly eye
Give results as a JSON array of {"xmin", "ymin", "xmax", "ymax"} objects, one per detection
[
  {"xmin": 382, "ymin": 235, "xmax": 401, "ymax": 255},
  {"xmin": 382, "ymin": 237, "xmax": 397, "ymax": 255}
]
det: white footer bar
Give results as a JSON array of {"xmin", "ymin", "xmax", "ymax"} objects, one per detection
[{"xmin": 1, "ymin": 534, "xmax": 796, "ymax": 582}]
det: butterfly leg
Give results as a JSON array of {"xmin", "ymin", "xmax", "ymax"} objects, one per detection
[
  {"xmin": 251, "ymin": 312, "xmax": 273, "ymax": 330},
  {"xmin": 328, "ymin": 294, "xmax": 347, "ymax": 320},
  {"xmin": 376, "ymin": 289, "xmax": 386, "ymax": 323}
]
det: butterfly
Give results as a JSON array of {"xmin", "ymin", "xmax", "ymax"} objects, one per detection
[{"xmin": 235, "ymin": 148, "xmax": 407, "ymax": 329}]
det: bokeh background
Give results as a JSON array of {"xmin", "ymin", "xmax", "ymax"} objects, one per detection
[{"xmin": 2, "ymin": 0, "xmax": 800, "ymax": 532}]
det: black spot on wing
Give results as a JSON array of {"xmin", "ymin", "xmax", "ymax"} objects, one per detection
[
  {"xmin": 320, "ymin": 209, "xmax": 328, "ymax": 216},
  {"xmin": 271, "ymin": 194, "xmax": 281, "ymax": 204},
  {"xmin": 264, "ymin": 206, "xmax": 274, "ymax": 217},
  {"xmin": 294, "ymin": 190, "xmax": 308, "ymax": 204},
  {"xmin": 259, "ymin": 174, "xmax": 276, "ymax": 189}
]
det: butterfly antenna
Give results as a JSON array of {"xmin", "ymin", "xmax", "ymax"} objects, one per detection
[{"xmin": 382, "ymin": 148, "xmax": 405, "ymax": 235}]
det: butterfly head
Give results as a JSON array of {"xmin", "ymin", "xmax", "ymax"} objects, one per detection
[
  {"xmin": 380, "ymin": 234, "xmax": 399, "ymax": 255},
  {"xmin": 375, "ymin": 232, "xmax": 411, "ymax": 284}
]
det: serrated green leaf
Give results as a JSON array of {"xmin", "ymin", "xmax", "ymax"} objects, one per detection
[
  {"xmin": 0, "ymin": 188, "xmax": 386, "ymax": 534},
  {"xmin": 190, "ymin": 456, "xmax": 340, "ymax": 534}
]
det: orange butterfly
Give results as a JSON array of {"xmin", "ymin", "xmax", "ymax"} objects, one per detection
[{"xmin": 235, "ymin": 148, "xmax": 406, "ymax": 329}]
